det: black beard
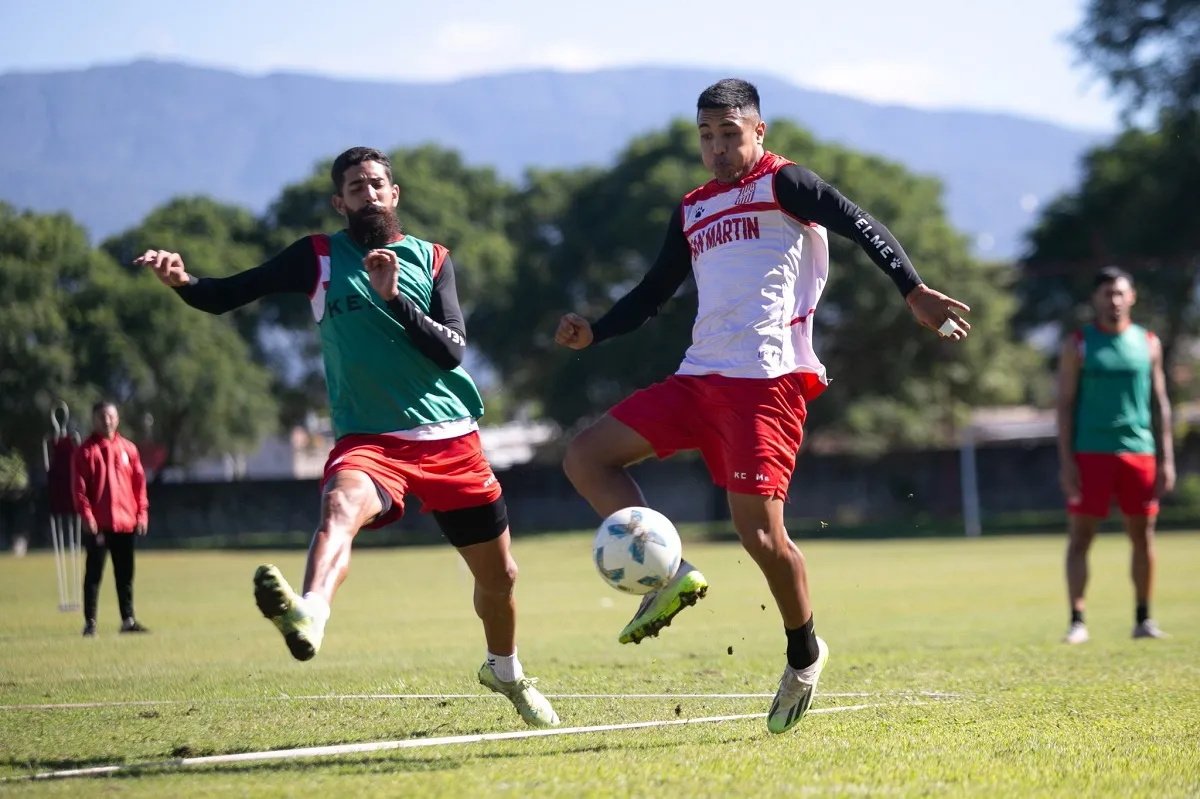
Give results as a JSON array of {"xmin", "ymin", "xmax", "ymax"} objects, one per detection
[{"xmin": 346, "ymin": 205, "xmax": 403, "ymax": 248}]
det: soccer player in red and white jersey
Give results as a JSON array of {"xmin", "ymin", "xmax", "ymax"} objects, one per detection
[{"xmin": 555, "ymin": 79, "xmax": 971, "ymax": 734}]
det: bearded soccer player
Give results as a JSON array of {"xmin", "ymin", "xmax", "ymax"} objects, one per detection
[
  {"xmin": 1057, "ymin": 266, "xmax": 1174, "ymax": 645},
  {"xmin": 555, "ymin": 79, "xmax": 971, "ymax": 734},
  {"xmin": 136, "ymin": 147, "xmax": 559, "ymax": 728}
]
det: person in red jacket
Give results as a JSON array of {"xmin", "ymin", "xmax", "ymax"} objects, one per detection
[{"xmin": 72, "ymin": 401, "xmax": 150, "ymax": 636}]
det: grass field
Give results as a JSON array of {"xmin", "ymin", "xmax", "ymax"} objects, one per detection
[{"xmin": 2, "ymin": 531, "xmax": 1198, "ymax": 797}]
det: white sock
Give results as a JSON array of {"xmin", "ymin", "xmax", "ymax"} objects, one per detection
[
  {"xmin": 487, "ymin": 650, "xmax": 523, "ymax": 682},
  {"xmin": 302, "ymin": 592, "xmax": 331, "ymax": 625}
]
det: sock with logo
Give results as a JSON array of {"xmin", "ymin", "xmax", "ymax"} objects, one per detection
[{"xmin": 487, "ymin": 650, "xmax": 523, "ymax": 683}]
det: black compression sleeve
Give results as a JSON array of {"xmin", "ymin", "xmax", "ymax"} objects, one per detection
[
  {"xmin": 774, "ymin": 164, "xmax": 924, "ymax": 298},
  {"xmin": 384, "ymin": 255, "xmax": 467, "ymax": 370},
  {"xmin": 591, "ymin": 205, "xmax": 693, "ymax": 345},
  {"xmin": 173, "ymin": 237, "xmax": 319, "ymax": 314}
]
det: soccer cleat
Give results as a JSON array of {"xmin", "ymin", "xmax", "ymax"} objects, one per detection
[
  {"xmin": 1132, "ymin": 619, "xmax": 1168, "ymax": 639},
  {"xmin": 119, "ymin": 618, "xmax": 150, "ymax": 633},
  {"xmin": 1062, "ymin": 621, "xmax": 1090, "ymax": 644},
  {"xmin": 767, "ymin": 636, "xmax": 829, "ymax": 734},
  {"xmin": 477, "ymin": 663, "xmax": 560, "ymax": 728},
  {"xmin": 618, "ymin": 560, "xmax": 708, "ymax": 645},
  {"xmin": 82, "ymin": 620, "xmax": 97, "ymax": 638},
  {"xmin": 253, "ymin": 565, "xmax": 323, "ymax": 661}
]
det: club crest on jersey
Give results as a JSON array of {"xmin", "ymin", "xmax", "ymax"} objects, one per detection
[{"xmin": 734, "ymin": 184, "xmax": 756, "ymax": 205}]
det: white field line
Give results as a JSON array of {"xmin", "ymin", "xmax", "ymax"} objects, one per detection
[
  {"xmin": 12, "ymin": 703, "xmax": 883, "ymax": 782},
  {"xmin": 0, "ymin": 690, "xmax": 962, "ymax": 712}
]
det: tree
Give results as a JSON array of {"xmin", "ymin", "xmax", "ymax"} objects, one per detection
[
  {"xmin": 0, "ymin": 204, "xmax": 107, "ymax": 475},
  {"xmin": 1016, "ymin": 115, "xmax": 1200, "ymax": 380},
  {"xmin": 1073, "ymin": 0, "xmax": 1200, "ymax": 119},
  {"xmin": 0, "ymin": 203, "xmax": 280, "ymax": 484},
  {"xmin": 101, "ymin": 197, "xmax": 287, "ymax": 360},
  {"xmin": 469, "ymin": 165, "xmax": 604, "ymax": 419},
  {"xmin": 100, "ymin": 197, "xmax": 315, "ymax": 427},
  {"xmin": 472, "ymin": 120, "xmax": 1039, "ymax": 452},
  {"xmin": 70, "ymin": 266, "xmax": 280, "ymax": 480}
]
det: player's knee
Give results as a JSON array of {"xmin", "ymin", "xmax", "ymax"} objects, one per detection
[
  {"xmin": 321, "ymin": 488, "xmax": 359, "ymax": 530},
  {"xmin": 1067, "ymin": 530, "xmax": 1095, "ymax": 555},
  {"xmin": 736, "ymin": 523, "xmax": 795, "ymax": 563},
  {"xmin": 1127, "ymin": 525, "xmax": 1154, "ymax": 550},
  {"xmin": 563, "ymin": 432, "xmax": 600, "ymax": 486},
  {"xmin": 479, "ymin": 556, "xmax": 518, "ymax": 596}
]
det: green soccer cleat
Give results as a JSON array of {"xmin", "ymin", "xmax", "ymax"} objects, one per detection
[
  {"xmin": 766, "ymin": 636, "xmax": 829, "ymax": 734},
  {"xmin": 253, "ymin": 564, "xmax": 323, "ymax": 662},
  {"xmin": 478, "ymin": 663, "xmax": 560, "ymax": 728},
  {"xmin": 618, "ymin": 561, "xmax": 708, "ymax": 645}
]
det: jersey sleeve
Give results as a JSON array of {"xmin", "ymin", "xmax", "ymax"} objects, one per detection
[
  {"xmin": 590, "ymin": 205, "xmax": 693, "ymax": 345},
  {"xmin": 172, "ymin": 236, "xmax": 321, "ymax": 314},
  {"xmin": 774, "ymin": 164, "xmax": 924, "ymax": 298},
  {"xmin": 384, "ymin": 253, "xmax": 467, "ymax": 370}
]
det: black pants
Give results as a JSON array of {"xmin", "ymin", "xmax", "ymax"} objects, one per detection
[{"xmin": 84, "ymin": 531, "xmax": 135, "ymax": 622}]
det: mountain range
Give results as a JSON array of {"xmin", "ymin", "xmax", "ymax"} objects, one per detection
[{"xmin": 0, "ymin": 59, "xmax": 1109, "ymax": 258}]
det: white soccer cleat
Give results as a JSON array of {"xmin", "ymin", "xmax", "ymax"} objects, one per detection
[
  {"xmin": 1132, "ymin": 620, "xmax": 1168, "ymax": 639},
  {"xmin": 1062, "ymin": 621, "xmax": 1089, "ymax": 644},
  {"xmin": 766, "ymin": 636, "xmax": 829, "ymax": 734},
  {"xmin": 478, "ymin": 663, "xmax": 560, "ymax": 728}
]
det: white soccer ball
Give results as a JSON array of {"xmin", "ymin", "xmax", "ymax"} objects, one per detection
[{"xmin": 592, "ymin": 506, "xmax": 682, "ymax": 595}]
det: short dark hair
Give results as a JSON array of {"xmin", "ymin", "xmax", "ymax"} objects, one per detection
[
  {"xmin": 1094, "ymin": 265, "xmax": 1134, "ymax": 289},
  {"xmin": 697, "ymin": 79, "xmax": 761, "ymax": 116},
  {"xmin": 331, "ymin": 147, "xmax": 392, "ymax": 194},
  {"xmin": 92, "ymin": 400, "xmax": 116, "ymax": 415}
]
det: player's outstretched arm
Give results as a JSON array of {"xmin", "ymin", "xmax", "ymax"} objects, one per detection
[
  {"xmin": 135, "ymin": 237, "xmax": 320, "ymax": 315},
  {"xmin": 555, "ymin": 206, "xmax": 692, "ymax": 351},
  {"xmin": 774, "ymin": 165, "xmax": 970, "ymax": 340},
  {"xmin": 365, "ymin": 248, "xmax": 466, "ymax": 370}
]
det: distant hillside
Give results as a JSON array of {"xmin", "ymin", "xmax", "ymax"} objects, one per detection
[{"xmin": 0, "ymin": 60, "xmax": 1106, "ymax": 257}]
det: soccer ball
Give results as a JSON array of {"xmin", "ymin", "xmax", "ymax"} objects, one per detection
[{"xmin": 592, "ymin": 507, "xmax": 682, "ymax": 595}]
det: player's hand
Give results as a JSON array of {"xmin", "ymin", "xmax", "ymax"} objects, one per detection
[
  {"xmin": 134, "ymin": 250, "xmax": 191, "ymax": 288},
  {"xmin": 1157, "ymin": 461, "xmax": 1176, "ymax": 496},
  {"xmin": 135, "ymin": 522, "xmax": 148, "ymax": 536},
  {"xmin": 1059, "ymin": 460, "xmax": 1081, "ymax": 503},
  {"xmin": 84, "ymin": 517, "xmax": 98, "ymax": 535},
  {"xmin": 555, "ymin": 313, "xmax": 594, "ymax": 350},
  {"xmin": 364, "ymin": 249, "xmax": 400, "ymax": 301},
  {"xmin": 906, "ymin": 285, "xmax": 971, "ymax": 341}
]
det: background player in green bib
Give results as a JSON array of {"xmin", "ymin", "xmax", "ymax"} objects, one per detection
[
  {"xmin": 1056, "ymin": 266, "xmax": 1175, "ymax": 644},
  {"xmin": 135, "ymin": 147, "xmax": 559, "ymax": 728}
]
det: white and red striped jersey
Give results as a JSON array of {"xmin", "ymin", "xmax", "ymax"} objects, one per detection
[
  {"xmin": 678, "ymin": 151, "xmax": 829, "ymax": 382},
  {"xmin": 591, "ymin": 150, "xmax": 924, "ymax": 395}
]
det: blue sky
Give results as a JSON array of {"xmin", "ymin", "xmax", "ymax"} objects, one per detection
[{"xmin": 0, "ymin": 0, "xmax": 1117, "ymax": 131}]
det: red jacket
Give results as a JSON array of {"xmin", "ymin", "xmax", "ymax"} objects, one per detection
[{"xmin": 72, "ymin": 433, "xmax": 149, "ymax": 533}]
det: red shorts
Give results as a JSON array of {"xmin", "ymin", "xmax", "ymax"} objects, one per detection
[
  {"xmin": 1069, "ymin": 452, "xmax": 1158, "ymax": 518},
  {"xmin": 320, "ymin": 431, "xmax": 501, "ymax": 529},
  {"xmin": 609, "ymin": 372, "xmax": 824, "ymax": 500}
]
